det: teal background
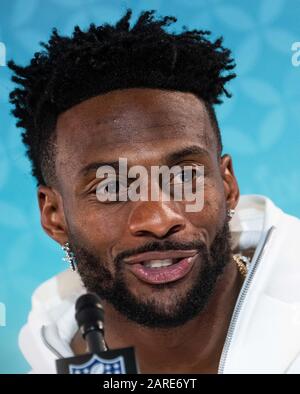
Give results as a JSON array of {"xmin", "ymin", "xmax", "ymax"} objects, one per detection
[{"xmin": 0, "ymin": 0, "xmax": 299, "ymax": 373}]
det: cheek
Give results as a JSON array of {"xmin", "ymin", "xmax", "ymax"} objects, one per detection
[
  {"xmin": 66, "ymin": 201, "xmax": 127, "ymax": 258},
  {"xmin": 184, "ymin": 178, "xmax": 226, "ymax": 243}
]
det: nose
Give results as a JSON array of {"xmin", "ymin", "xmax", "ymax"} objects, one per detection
[{"xmin": 128, "ymin": 200, "xmax": 186, "ymax": 239}]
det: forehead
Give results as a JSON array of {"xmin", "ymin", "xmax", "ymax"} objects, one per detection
[{"xmin": 55, "ymin": 88, "xmax": 218, "ymax": 181}]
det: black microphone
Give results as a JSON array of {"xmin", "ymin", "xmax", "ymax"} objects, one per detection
[
  {"xmin": 75, "ymin": 293, "xmax": 106, "ymax": 354},
  {"xmin": 56, "ymin": 293, "xmax": 139, "ymax": 374}
]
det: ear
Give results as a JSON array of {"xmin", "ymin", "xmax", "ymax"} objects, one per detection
[
  {"xmin": 220, "ymin": 154, "xmax": 240, "ymax": 210},
  {"xmin": 37, "ymin": 185, "xmax": 68, "ymax": 246}
]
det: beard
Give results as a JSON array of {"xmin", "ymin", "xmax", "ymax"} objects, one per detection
[{"xmin": 69, "ymin": 222, "xmax": 232, "ymax": 329}]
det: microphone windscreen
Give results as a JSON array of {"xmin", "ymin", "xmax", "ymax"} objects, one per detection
[{"xmin": 75, "ymin": 293, "xmax": 104, "ymax": 328}]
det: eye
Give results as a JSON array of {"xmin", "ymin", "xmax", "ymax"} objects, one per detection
[
  {"xmin": 95, "ymin": 177, "xmax": 128, "ymax": 203},
  {"xmin": 173, "ymin": 170, "xmax": 192, "ymax": 183},
  {"xmin": 171, "ymin": 166, "xmax": 203, "ymax": 185}
]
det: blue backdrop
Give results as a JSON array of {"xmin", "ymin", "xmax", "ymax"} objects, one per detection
[{"xmin": 0, "ymin": 0, "xmax": 299, "ymax": 374}]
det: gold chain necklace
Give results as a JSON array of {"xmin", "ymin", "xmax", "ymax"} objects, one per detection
[{"xmin": 232, "ymin": 253, "xmax": 250, "ymax": 278}]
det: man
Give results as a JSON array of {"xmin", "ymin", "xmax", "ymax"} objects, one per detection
[{"xmin": 9, "ymin": 10, "xmax": 300, "ymax": 374}]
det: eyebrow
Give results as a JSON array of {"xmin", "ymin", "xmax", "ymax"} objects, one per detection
[
  {"xmin": 78, "ymin": 145, "xmax": 210, "ymax": 178},
  {"xmin": 79, "ymin": 160, "xmax": 120, "ymax": 178},
  {"xmin": 165, "ymin": 145, "xmax": 210, "ymax": 164}
]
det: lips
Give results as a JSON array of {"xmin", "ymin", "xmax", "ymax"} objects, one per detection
[{"xmin": 124, "ymin": 250, "xmax": 198, "ymax": 285}]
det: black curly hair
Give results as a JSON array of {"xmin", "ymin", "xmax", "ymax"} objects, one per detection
[{"xmin": 8, "ymin": 9, "xmax": 236, "ymax": 187}]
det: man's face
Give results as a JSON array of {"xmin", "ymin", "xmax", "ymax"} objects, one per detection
[{"xmin": 46, "ymin": 88, "xmax": 238, "ymax": 328}]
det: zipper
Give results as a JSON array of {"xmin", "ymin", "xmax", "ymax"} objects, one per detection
[{"xmin": 218, "ymin": 226, "xmax": 275, "ymax": 374}]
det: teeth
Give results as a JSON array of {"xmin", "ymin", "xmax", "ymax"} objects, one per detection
[{"xmin": 143, "ymin": 259, "xmax": 174, "ymax": 268}]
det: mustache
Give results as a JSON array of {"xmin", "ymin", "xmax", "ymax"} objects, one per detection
[{"xmin": 114, "ymin": 239, "xmax": 208, "ymax": 266}]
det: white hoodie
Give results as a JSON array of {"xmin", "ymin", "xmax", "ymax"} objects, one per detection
[{"xmin": 19, "ymin": 195, "xmax": 300, "ymax": 374}]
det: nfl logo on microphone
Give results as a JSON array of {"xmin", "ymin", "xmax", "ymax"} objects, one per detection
[{"xmin": 69, "ymin": 354, "xmax": 126, "ymax": 374}]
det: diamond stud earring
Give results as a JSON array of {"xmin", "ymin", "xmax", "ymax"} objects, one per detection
[
  {"xmin": 62, "ymin": 242, "xmax": 77, "ymax": 271},
  {"xmin": 227, "ymin": 208, "xmax": 235, "ymax": 219}
]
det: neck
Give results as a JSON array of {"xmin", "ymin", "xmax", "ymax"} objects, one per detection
[{"xmin": 100, "ymin": 260, "xmax": 243, "ymax": 373}]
